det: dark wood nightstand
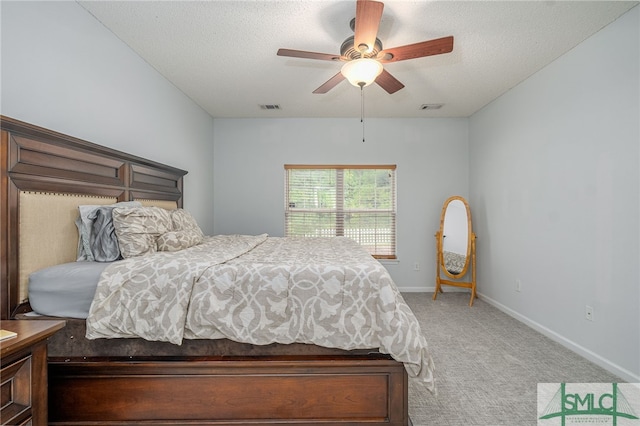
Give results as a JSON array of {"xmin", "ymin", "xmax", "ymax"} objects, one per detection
[{"xmin": 1, "ymin": 320, "xmax": 65, "ymax": 426}]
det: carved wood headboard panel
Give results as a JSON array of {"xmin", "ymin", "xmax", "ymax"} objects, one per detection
[{"xmin": 0, "ymin": 116, "xmax": 187, "ymax": 319}]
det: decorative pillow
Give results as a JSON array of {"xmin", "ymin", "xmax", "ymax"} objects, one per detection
[
  {"xmin": 156, "ymin": 209, "xmax": 204, "ymax": 252},
  {"xmin": 170, "ymin": 209, "xmax": 204, "ymax": 239},
  {"xmin": 112, "ymin": 207, "xmax": 172, "ymax": 258},
  {"xmin": 75, "ymin": 201, "xmax": 141, "ymax": 261},
  {"xmin": 157, "ymin": 229, "xmax": 203, "ymax": 252}
]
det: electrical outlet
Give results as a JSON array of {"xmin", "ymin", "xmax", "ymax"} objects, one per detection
[
  {"xmin": 413, "ymin": 262, "xmax": 420, "ymax": 271},
  {"xmin": 515, "ymin": 279, "xmax": 522, "ymax": 292},
  {"xmin": 585, "ymin": 305, "xmax": 594, "ymax": 321}
]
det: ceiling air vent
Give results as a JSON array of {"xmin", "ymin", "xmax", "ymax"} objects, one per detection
[
  {"xmin": 260, "ymin": 104, "xmax": 281, "ymax": 110},
  {"xmin": 420, "ymin": 104, "xmax": 444, "ymax": 110}
]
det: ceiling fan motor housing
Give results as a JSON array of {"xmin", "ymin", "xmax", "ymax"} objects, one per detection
[{"xmin": 340, "ymin": 35, "xmax": 383, "ymax": 60}]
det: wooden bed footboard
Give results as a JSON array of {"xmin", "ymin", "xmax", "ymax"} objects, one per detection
[{"xmin": 48, "ymin": 356, "xmax": 410, "ymax": 425}]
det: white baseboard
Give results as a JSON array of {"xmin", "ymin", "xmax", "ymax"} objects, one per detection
[{"xmin": 478, "ymin": 292, "xmax": 640, "ymax": 383}]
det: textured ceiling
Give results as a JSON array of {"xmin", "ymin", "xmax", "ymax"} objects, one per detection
[{"xmin": 78, "ymin": 1, "xmax": 638, "ymax": 118}]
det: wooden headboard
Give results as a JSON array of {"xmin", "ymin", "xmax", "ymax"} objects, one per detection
[{"xmin": 0, "ymin": 116, "xmax": 187, "ymax": 319}]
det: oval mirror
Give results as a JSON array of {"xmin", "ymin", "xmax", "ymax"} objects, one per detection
[{"xmin": 440, "ymin": 196, "xmax": 471, "ymax": 278}]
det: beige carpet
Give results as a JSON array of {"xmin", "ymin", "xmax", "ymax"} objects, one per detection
[{"xmin": 401, "ymin": 292, "xmax": 621, "ymax": 426}]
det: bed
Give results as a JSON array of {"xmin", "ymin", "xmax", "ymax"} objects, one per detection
[{"xmin": 1, "ymin": 116, "xmax": 433, "ymax": 425}]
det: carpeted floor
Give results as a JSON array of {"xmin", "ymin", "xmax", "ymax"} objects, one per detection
[{"xmin": 401, "ymin": 292, "xmax": 622, "ymax": 426}]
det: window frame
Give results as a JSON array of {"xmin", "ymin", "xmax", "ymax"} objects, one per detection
[{"xmin": 284, "ymin": 164, "xmax": 397, "ymax": 260}]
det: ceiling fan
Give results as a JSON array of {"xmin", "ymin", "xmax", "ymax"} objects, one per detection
[{"xmin": 277, "ymin": 0, "xmax": 454, "ymax": 95}]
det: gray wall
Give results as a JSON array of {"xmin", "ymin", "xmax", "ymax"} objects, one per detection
[
  {"xmin": 1, "ymin": 1, "xmax": 215, "ymax": 233},
  {"xmin": 212, "ymin": 117, "xmax": 469, "ymax": 291},
  {"xmin": 469, "ymin": 7, "xmax": 639, "ymax": 382}
]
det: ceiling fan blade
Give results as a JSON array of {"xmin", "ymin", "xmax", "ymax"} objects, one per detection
[
  {"xmin": 277, "ymin": 48, "xmax": 342, "ymax": 62},
  {"xmin": 376, "ymin": 69, "xmax": 404, "ymax": 94},
  {"xmin": 313, "ymin": 72, "xmax": 346, "ymax": 94},
  {"xmin": 378, "ymin": 36, "xmax": 454, "ymax": 63},
  {"xmin": 354, "ymin": 0, "xmax": 384, "ymax": 54}
]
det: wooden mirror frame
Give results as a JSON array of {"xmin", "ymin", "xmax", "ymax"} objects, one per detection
[{"xmin": 433, "ymin": 195, "xmax": 478, "ymax": 307}]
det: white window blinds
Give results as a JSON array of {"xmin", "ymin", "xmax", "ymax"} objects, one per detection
[{"xmin": 285, "ymin": 165, "xmax": 397, "ymax": 259}]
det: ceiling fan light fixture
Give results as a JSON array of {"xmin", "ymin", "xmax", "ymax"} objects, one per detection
[{"xmin": 341, "ymin": 58, "xmax": 383, "ymax": 88}]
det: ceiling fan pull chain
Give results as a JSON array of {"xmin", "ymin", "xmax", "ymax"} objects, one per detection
[{"xmin": 361, "ymin": 85, "xmax": 365, "ymax": 143}]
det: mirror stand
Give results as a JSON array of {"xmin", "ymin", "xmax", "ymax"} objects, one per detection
[
  {"xmin": 433, "ymin": 230, "xmax": 477, "ymax": 306},
  {"xmin": 432, "ymin": 196, "xmax": 478, "ymax": 307}
]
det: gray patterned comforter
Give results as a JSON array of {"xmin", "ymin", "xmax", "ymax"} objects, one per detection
[
  {"xmin": 444, "ymin": 250, "xmax": 467, "ymax": 274},
  {"xmin": 86, "ymin": 235, "xmax": 435, "ymax": 389}
]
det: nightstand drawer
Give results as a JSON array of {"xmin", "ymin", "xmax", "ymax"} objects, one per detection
[{"xmin": 1, "ymin": 355, "xmax": 32, "ymax": 425}]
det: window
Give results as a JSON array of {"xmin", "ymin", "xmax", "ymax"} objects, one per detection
[{"xmin": 285, "ymin": 165, "xmax": 396, "ymax": 259}]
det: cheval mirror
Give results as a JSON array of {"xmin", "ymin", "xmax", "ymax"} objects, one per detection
[{"xmin": 433, "ymin": 196, "xmax": 477, "ymax": 306}]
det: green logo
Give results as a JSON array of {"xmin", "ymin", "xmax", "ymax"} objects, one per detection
[{"xmin": 539, "ymin": 383, "xmax": 639, "ymax": 426}]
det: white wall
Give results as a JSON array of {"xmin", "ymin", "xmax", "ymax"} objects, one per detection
[
  {"xmin": 213, "ymin": 117, "xmax": 468, "ymax": 290},
  {"xmin": 469, "ymin": 6, "xmax": 639, "ymax": 382},
  {"xmin": 1, "ymin": 1, "xmax": 215, "ymax": 233}
]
